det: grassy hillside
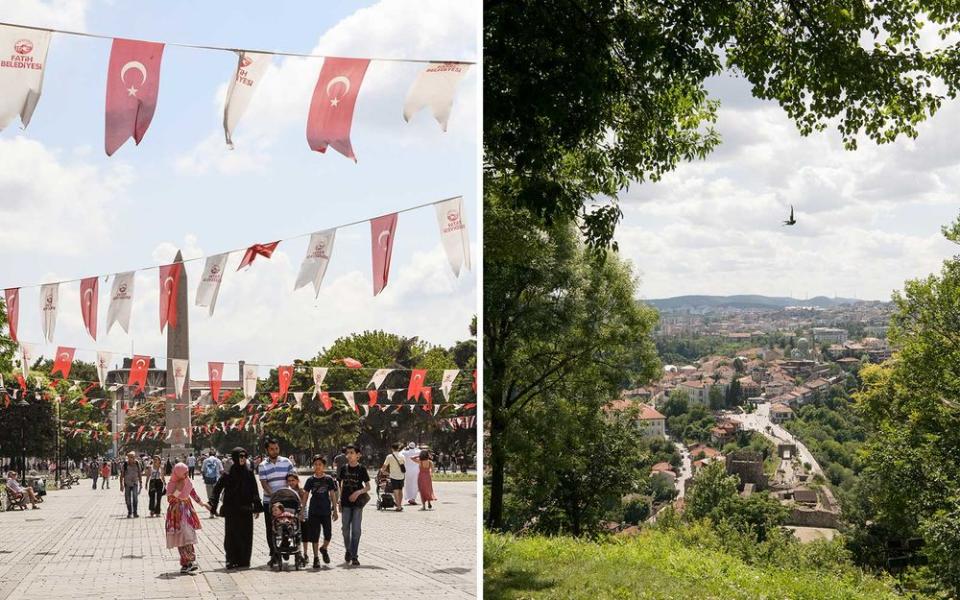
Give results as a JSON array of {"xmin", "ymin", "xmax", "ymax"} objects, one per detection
[{"xmin": 484, "ymin": 530, "xmax": 902, "ymax": 600}]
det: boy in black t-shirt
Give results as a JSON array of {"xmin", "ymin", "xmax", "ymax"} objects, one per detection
[
  {"xmin": 337, "ymin": 445, "xmax": 370, "ymax": 566},
  {"xmin": 303, "ymin": 455, "xmax": 339, "ymax": 568}
]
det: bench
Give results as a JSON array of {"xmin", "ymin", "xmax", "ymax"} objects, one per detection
[{"xmin": 5, "ymin": 486, "xmax": 28, "ymax": 511}]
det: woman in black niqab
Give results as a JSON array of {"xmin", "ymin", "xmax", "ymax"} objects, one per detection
[{"xmin": 210, "ymin": 447, "xmax": 261, "ymax": 569}]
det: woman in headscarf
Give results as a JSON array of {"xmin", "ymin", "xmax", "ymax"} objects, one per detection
[
  {"xmin": 165, "ymin": 462, "xmax": 212, "ymax": 574},
  {"xmin": 210, "ymin": 447, "xmax": 261, "ymax": 569}
]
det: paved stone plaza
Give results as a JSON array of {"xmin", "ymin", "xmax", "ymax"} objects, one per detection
[{"xmin": 0, "ymin": 478, "xmax": 477, "ymax": 599}]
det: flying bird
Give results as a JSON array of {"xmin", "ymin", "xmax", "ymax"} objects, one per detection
[{"xmin": 782, "ymin": 205, "xmax": 797, "ymax": 226}]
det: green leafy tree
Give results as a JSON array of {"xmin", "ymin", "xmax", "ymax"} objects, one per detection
[
  {"xmin": 850, "ymin": 215, "xmax": 960, "ymax": 595},
  {"xmin": 484, "ymin": 202, "xmax": 660, "ymax": 529},
  {"xmin": 486, "ymin": 0, "xmax": 956, "ymax": 247}
]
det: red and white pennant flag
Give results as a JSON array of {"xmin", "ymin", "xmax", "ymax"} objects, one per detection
[
  {"xmin": 306, "ymin": 57, "xmax": 369, "ymax": 161},
  {"xmin": 105, "ymin": 38, "xmax": 164, "ymax": 155}
]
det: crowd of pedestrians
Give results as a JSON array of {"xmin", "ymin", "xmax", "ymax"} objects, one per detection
[{"xmin": 3, "ymin": 440, "xmax": 469, "ymax": 576}]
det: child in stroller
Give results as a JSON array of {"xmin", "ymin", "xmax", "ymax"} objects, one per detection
[
  {"xmin": 375, "ymin": 471, "xmax": 396, "ymax": 510},
  {"xmin": 269, "ymin": 487, "xmax": 306, "ymax": 571}
]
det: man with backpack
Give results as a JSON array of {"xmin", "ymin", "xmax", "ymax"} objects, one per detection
[
  {"xmin": 380, "ymin": 442, "xmax": 406, "ymax": 512},
  {"xmin": 201, "ymin": 451, "xmax": 224, "ymax": 518},
  {"xmin": 119, "ymin": 452, "xmax": 144, "ymax": 518}
]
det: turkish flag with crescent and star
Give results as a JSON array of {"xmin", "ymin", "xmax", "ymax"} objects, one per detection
[
  {"xmin": 51, "ymin": 346, "xmax": 75, "ymax": 379},
  {"xmin": 306, "ymin": 57, "xmax": 370, "ymax": 161},
  {"xmin": 237, "ymin": 241, "xmax": 279, "ymax": 270},
  {"xmin": 370, "ymin": 213, "xmax": 398, "ymax": 296},
  {"xmin": 278, "ymin": 365, "xmax": 293, "ymax": 399},
  {"xmin": 128, "ymin": 355, "xmax": 150, "ymax": 394},
  {"xmin": 79, "ymin": 276, "xmax": 98, "ymax": 340},
  {"xmin": 208, "ymin": 362, "xmax": 223, "ymax": 404},
  {"xmin": 4, "ymin": 288, "xmax": 18, "ymax": 341},
  {"xmin": 105, "ymin": 38, "xmax": 164, "ymax": 156},
  {"xmin": 407, "ymin": 368, "xmax": 427, "ymax": 400},
  {"xmin": 158, "ymin": 262, "xmax": 183, "ymax": 333}
]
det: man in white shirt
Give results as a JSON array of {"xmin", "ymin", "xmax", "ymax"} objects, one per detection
[
  {"xmin": 5, "ymin": 471, "xmax": 39, "ymax": 509},
  {"xmin": 380, "ymin": 442, "xmax": 406, "ymax": 511},
  {"xmin": 400, "ymin": 442, "xmax": 421, "ymax": 506},
  {"xmin": 187, "ymin": 453, "xmax": 197, "ymax": 479}
]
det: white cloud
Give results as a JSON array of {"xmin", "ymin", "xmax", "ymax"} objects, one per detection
[
  {"xmin": 618, "ymin": 76, "xmax": 960, "ymax": 301},
  {"xmin": 2, "ymin": 0, "xmax": 89, "ymax": 30},
  {"xmin": 0, "ymin": 136, "xmax": 132, "ymax": 257}
]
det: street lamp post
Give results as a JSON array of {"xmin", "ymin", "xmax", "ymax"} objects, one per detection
[
  {"xmin": 55, "ymin": 396, "xmax": 61, "ymax": 488},
  {"xmin": 16, "ymin": 396, "xmax": 29, "ymax": 485}
]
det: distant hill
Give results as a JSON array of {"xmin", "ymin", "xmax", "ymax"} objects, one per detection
[{"xmin": 643, "ymin": 294, "xmax": 864, "ymax": 311}]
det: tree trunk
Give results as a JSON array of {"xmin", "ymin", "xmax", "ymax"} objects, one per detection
[{"xmin": 486, "ymin": 405, "xmax": 506, "ymax": 530}]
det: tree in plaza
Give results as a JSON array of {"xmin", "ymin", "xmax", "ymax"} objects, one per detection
[
  {"xmin": 486, "ymin": 0, "xmax": 957, "ymax": 248},
  {"xmin": 484, "ymin": 200, "xmax": 660, "ymax": 530},
  {"xmin": 121, "ymin": 397, "xmax": 169, "ymax": 456},
  {"xmin": 205, "ymin": 328, "xmax": 478, "ymax": 463},
  {"xmin": 850, "ymin": 214, "xmax": 960, "ymax": 595}
]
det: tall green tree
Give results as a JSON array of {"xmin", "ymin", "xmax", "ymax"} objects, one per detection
[
  {"xmin": 484, "ymin": 199, "xmax": 660, "ymax": 529},
  {"xmin": 851, "ymin": 213, "xmax": 960, "ymax": 595},
  {"xmin": 486, "ymin": 0, "xmax": 959, "ymax": 246}
]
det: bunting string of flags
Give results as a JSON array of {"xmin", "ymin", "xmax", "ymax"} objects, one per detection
[
  {"xmin": 1, "ymin": 196, "xmax": 470, "ymax": 344},
  {"xmin": 0, "ymin": 22, "xmax": 473, "ymax": 158},
  {"xmin": 60, "ymin": 412, "xmax": 476, "ymax": 442}
]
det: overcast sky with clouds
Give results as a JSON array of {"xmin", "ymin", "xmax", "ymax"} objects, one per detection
[
  {"xmin": 0, "ymin": 0, "xmax": 477, "ymax": 378},
  {"xmin": 617, "ymin": 72, "xmax": 959, "ymax": 302}
]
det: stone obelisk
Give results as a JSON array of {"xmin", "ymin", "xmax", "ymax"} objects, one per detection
[{"xmin": 165, "ymin": 250, "xmax": 191, "ymax": 457}]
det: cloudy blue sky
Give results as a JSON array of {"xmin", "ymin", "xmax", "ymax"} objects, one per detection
[
  {"xmin": 0, "ymin": 0, "xmax": 478, "ymax": 378},
  {"xmin": 616, "ymin": 71, "xmax": 960, "ymax": 302}
]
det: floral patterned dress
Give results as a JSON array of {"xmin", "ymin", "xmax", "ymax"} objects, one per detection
[{"xmin": 165, "ymin": 487, "xmax": 203, "ymax": 549}]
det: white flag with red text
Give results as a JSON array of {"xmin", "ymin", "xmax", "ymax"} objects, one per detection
[
  {"xmin": 171, "ymin": 358, "xmax": 188, "ymax": 397},
  {"xmin": 39, "ymin": 282, "xmax": 58, "ymax": 342},
  {"xmin": 294, "ymin": 229, "xmax": 336, "ymax": 297},
  {"xmin": 403, "ymin": 62, "xmax": 470, "ymax": 131},
  {"xmin": 0, "ymin": 26, "xmax": 52, "ymax": 131},
  {"xmin": 195, "ymin": 252, "xmax": 229, "ymax": 315},
  {"xmin": 440, "ymin": 369, "xmax": 459, "ymax": 398},
  {"xmin": 96, "ymin": 351, "xmax": 112, "ymax": 389},
  {"xmin": 223, "ymin": 51, "xmax": 271, "ymax": 148},
  {"xmin": 434, "ymin": 196, "xmax": 470, "ymax": 276},
  {"xmin": 106, "ymin": 271, "xmax": 135, "ymax": 333}
]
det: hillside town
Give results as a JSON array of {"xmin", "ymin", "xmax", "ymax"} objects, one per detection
[{"xmin": 606, "ymin": 300, "xmax": 894, "ymax": 542}]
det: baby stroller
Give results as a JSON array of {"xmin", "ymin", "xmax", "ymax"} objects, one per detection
[
  {"xmin": 270, "ymin": 488, "xmax": 306, "ymax": 571},
  {"xmin": 375, "ymin": 472, "xmax": 396, "ymax": 510}
]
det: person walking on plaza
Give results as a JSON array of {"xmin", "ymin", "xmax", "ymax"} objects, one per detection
[
  {"xmin": 333, "ymin": 448, "xmax": 347, "ymax": 476},
  {"xmin": 338, "ymin": 444, "xmax": 370, "ymax": 566},
  {"xmin": 303, "ymin": 455, "xmax": 338, "ymax": 567},
  {"xmin": 164, "ymin": 457, "xmax": 173, "ymax": 476},
  {"xmin": 413, "ymin": 450, "xmax": 437, "ymax": 510},
  {"xmin": 165, "ymin": 462, "xmax": 212, "ymax": 574},
  {"xmin": 201, "ymin": 451, "xmax": 224, "ymax": 518},
  {"xmin": 210, "ymin": 447, "xmax": 261, "ymax": 570},
  {"xmin": 89, "ymin": 460, "xmax": 99, "ymax": 489},
  {"xmin": 146, "ymin": 456, "xmax": 166, "ymax": 517},
  {"xmin": 100, "ymin": 461, "xmax": 111, "ymax": 489},
  {"xmin": 400, "ymin": 442, "xmax": 421, "ymax": 505},
  {"xmin": 187, "ymin": 453, "xmax": 197, "ymax": 479},
  {"xmin": 380, "ymin": 442, "xmax": 405, "ymax": 512},
  {"xmin": 258, "ymin": 438, "xmax": 294, "ymax": 567},
  {"xmin": 120, "ymin": 451, "xmax": 144, "ymax": 518}
]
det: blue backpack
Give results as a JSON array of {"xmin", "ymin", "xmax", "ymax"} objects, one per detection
[{"xmin": 202, "ymin": 458, "xmax": 219, "ymax": 484}]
